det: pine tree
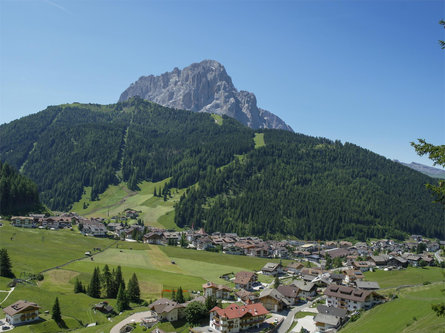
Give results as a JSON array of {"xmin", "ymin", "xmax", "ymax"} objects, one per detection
[
  {"xmin": 52, "ymin": 297, "xmax": 62, "ymax": 324},
  {"xmin": 0, "ymin": 248, "xmax": 14, "ymax": 278},
  {"xmin": 103, "ymin": 264, "xmax": 114, "ymax": 298},
  {"xmin": 116, "ymin": 283, "xmax": 129, "ymax": 312},
  {"xmin": 176, "ymin": 286, "xmax": 185, "ymax": 303},
  {"xmin": 127, "ymin": 273, "xmax": 141, "ymax": 303},
  {"xmin": 113, "ymin": 265, "xmax": 125, "ymax": 298},
  {"xmin": 171, "ymin": 289, "xmax": 176, "ymax": 301},
  {"xmin": 74, "ymin": 278, "xmax": 84, "ymax": 293},
  {"xmin": 87, "ymin": 267, "xmax": 101, "ymax": 298},
  {"xmin": 273, "ymin": 276, "xmax": 280, "ymax": 289},
  {"xmin": 205, "ymin": 295, "xmax": 217, "ymax": 311},
  {"xmin": 153, "ymin": 187, "xmax": 157, "ymax": 197}
]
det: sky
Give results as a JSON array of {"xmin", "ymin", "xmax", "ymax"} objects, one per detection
[{"xmin": 0, "ymin": 0, "xmax": 444, "ymax": 168}]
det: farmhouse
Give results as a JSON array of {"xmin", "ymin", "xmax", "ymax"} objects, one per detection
[
  {"xmin": 324, "ymin": 284, "xmax": 383, "ymax": 311},
  {"xmin": 149, "ymin": 298, "xmax": 183, "ymax": 322},
  {"xmin": 234, "ymin": 271, "xmax": 257, "ymax": 290},
  {"xmin": 291, "ymin": 280, "xmax": 317, "ymax": 299},
  {"xmin": 209, "ymin": 303, "xmax": 269, "ymax": 333},
  {"xmin": 11, "ymin": 216, "xmax": 35, "ymax": 228},
  {"xmin": 203, "ymin": 282, "xmax": 232, "ymax": 299},
  {"xmin": 261, "ymin": 262, "xmax": 284, "ymax": 276},
  {"xmin": 143, "ymin": 232, "xmax": 166, "ymax": 245},
  {"xmin": 3, "ymin": 300, "xmax": 40, "ymax": 325},
  {"xmin": 258, "ymin": 288, "xmax": 290, "ymax": 312}
]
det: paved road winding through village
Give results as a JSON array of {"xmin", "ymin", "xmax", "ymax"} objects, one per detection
[
  {"xmin": 110, "ymin": 311, "xmax": 153, "ymax": 333},
  {"xmin": 277, "ymin": 299, "xmax": 315, "ymax": 333}
]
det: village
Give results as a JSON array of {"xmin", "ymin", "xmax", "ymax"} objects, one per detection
[{"xmin": 2, "ymin": 211, "xmax": 443, "ymax": 333}]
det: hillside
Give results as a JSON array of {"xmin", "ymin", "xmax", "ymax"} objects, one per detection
[
  {"xmin": 395, "ymin": 160, "xmax": 445, "ymax": 179},
  {"xmin": 0, "ymin": 98, "xmax": 443, "ymax": 239},
  {"xmin": 0, "ymin": 161, "xmax": 43, "ymax": 216}
]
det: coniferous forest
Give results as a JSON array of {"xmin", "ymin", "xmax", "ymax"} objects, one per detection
[
  {"xmin": 0, "ymin": 161, "xmax": 43, "ymax": 216},
  {"xmin": 0, "ymin": 97, "xmax": 443, "ymax": 239}
]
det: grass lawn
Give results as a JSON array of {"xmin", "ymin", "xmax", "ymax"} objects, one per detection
[
  {"xmin": 294, "ymin": 311, "xmax": 315, "ymax": 319},
  {"xmin": 211, "ymin": 114, "xmax": 223, "ymax": 125},
  {"xmin": 0, "ymin": 223, "xmax": 114, "ymax": 274},
  {"xmin": 160, "ymin": 246, "xmax": 292, "ymax": 271},
  {"xmin": 71, "ymin": 180, "xmax": 185, "ymax": 230},
  {"xmin": 254, "ymin": 133, "xmax": 265, "ymax": 148},
  {"xmin": 364, "ymin": 267, "xmax": 445, "ymax": 288},
  {"xmin": 340, "ymin": 283, "xmax": 445, "ymax": 333}
]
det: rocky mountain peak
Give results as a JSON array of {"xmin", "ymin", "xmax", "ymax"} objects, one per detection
[{"xmin": 119, "ymin": 60, "xmax": 293, "ymax": 131}]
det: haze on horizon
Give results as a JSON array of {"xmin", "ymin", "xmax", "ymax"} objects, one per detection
[{"xmin": 0, "ymin": 0, "xmax": 443, "ymax": 168}]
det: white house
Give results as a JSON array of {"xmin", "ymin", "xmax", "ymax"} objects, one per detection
[
  {"xmin": 209, "ymin": 303, "xmax": 269, "ymax": 333},
  {"xmin": 3, "ymin": 300, "xmax": 40, "ymax": 325},
  {"xmin": 324, "ymin": 284, "xmax": 383, "ymax": 312}
]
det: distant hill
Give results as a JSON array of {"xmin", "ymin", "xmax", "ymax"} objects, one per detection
[
  {"xmin": 0, "ymin": 97, "xmax": 443, "ymax": 240},
  {"xmin": 395, "ymin": 160, "xmax": 445, "ymax": 179},
  {"xmin": 119, "ymin": 60, "xmax": 293, "ymax": 131},
  {"xmin": 0, "ymin": 161, "xmax": 43, "ymax": 216}
]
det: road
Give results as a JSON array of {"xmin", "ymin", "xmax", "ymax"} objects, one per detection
[
  {"xmin": 277, "ymin": 299, "xmax": 316, "ymax": 333},
  {"xmin": 0, "ymin": 287, "xmax": 15, "ymax": 305},
  {"xmin": 110, "ymin": 311, "xmax": 154, "ymax": 333}
]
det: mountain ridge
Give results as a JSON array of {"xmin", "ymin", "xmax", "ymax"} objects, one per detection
[{"xmin": 119, "ymin": 60, "xmax": 293, "ymax": 131}]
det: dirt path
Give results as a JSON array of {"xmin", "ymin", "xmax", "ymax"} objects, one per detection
[
  {"xmin": 0, "ymin": 287, "xmax": 15, "ymax": 305},
  {"xmin": 110, "ymin": 311, "xmax": 154, "ymax": 333}
]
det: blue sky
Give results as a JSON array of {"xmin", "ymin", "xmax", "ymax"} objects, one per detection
[{"xmin": 1, "ymin": 0, "xmax": 444, "ymax": 167}]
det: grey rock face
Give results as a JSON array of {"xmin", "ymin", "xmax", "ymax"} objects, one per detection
[{"xmin": 119, "ymin": 60, "xmax": 293, "ymax": 131}]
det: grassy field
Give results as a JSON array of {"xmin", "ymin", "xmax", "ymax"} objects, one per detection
[
  {"xmin": 254, "ymin": 132, "xmax": 265, "ymax": 148},
  {"xmin": 0, "ymin": 224, "xmax": 114, "ymax": 274},
  {"xmin": 160, "ymin": 245, "xmax": 292, "ymax": 271},
  {"xmin": 364, "ymin": 267, "xmax": 445, "ymax": 288},
  {"xmin": 340, "ymin": 283, "xmax": 445, "ymax": 333},
  {"xmin": 71, "ymin": 180, "xmax": 185, "ymax": 230}
]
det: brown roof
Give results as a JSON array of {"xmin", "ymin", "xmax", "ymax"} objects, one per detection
[
  {"xmin": 234, "ymin": 271, "xmax": 256, "ymax": 285},
  {"xmin": 277, "ymin": 285, "xmax": 299, "ymax": 298},
  {"xmin": 210, "ymin": 303, "xmax": 268, "ymax": 319},
  {"xmin": 3, "ymin": 300, "xmax": 40, "ymax": 316},
  {"xmin": 202, "ymin": 282, "xmax": 232, "ymax": 292},
  {"xmin": 149, "ymin": 298, "xmax": 182, "ymax": 314},
  {"xmin": 324, "ymin": 284, "xmax": 374, "ymax": 302}
]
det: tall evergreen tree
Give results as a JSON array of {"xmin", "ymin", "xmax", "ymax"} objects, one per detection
[
  {"xmin": 273, "ymin": 276, "xmax": 280, "ymax": 289},
  {"xmin": 113, "ymin": 265, "xmax": 124, "ymax": 298},
  {"xmin": 116, "ymin": 283, "xmax": 129, "ymax": 312},
  {"xmin": 171, "ymin": 289, "xmax": 176, "ymax": 301},
  {"xmin": 87, "ymin": 267, "xmax": 101, "ymax": 298},
  {"xmin": 102, "ymin": 264, "xmax": 114, "ymax": 298},
  {"xmin": 52, "ymin": 297, "xmax": 62, "ymax": 324},
  {"xmin": 0, "ymin": 248, "xmax": 14, "ymax": 278},
  {"xmin": 127, "ymin": 273, "xmax": 141, "ymax": 303},
  {"xmin": 176, "ymin": 286, "xmax": 185, "ymax": 303},
  {"xmin": 74, "ymin": 277, "xmax": 84, "ymax": 293}
]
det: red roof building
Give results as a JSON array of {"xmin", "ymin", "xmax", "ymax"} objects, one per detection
[{"xmin": 210, "ymin": 303, "xmax": 269, "ymax": 333}]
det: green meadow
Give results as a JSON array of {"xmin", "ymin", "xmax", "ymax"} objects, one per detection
[
  {"xmin": 71, "ymin": 180, "xmax": 185, "ymax": 230},
  {"xmin": 340, "ymin": 283, "xmax": 445, "ymax": 333},
  {"xmin": 364, "ymin": 267, "xmax": 445, "ymax": 288}
]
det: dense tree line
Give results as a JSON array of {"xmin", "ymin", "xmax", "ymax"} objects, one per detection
[
  {"xmin": 0, "ymin": 161, "xmax": 42, "ymax": 216},
  {"xmin": 0, "ymin": 98, "xmax": 253, "ymax": 210},
  {"xmin": 76, "ymin": 265, "xmax": 140, "ymax": 312},
  {"xmin": 175, "ymin": 130, "xmax": 444, "ymax": 240}
]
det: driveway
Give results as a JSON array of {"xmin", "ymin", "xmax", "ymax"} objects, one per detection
[
  {"xmin": 110, "ymin": 311, "xmax": 154, "ymax": 333},
  {"xmin": 277, "ymin": 300, "xmax": 315, "ymax": 333}
]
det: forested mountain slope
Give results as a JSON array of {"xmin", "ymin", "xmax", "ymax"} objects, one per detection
[
  {"xmin": 0, "ymin": 161, "xmax": 43, "ymax": 216},
  {"xmin": 0, "ymin": 98, "xmax": 442, "ymax": 239},
  {"xmin": 175, "ymin": 131, "xmax": 444, "ymax": 240}
]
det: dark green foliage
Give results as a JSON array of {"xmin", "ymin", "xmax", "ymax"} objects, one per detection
[
  {"xmin": 274, "ymin": 276, "xmax": 280, "ymax": 289},
  {"xmin": 0, "ymin": 161, "xmax": 42, "ymax": 216},
  {"xmin": 175, "ymin": 130, "xmax": 444, "ymax": 240},
  {"xmin": 0, "ymin": 248, "xmax": 14, "ymax": 278},
  {"xmin": 416, "ymin": 243, "xmax": 427, "ymax": 254},
  {"xmin": 176, "ymin": 286, "xmax": 185, "ymax": 303},
  {"xmin": 0, "ymin": 98, "xmax": 252, "ymax": 211},
  {"xmin": 113, "ymin": 266, "xmax": 125, "ymax": 298},
  {"xmin": 116, "ymin": 283, "xmax": 129, "ymax": 312},
  {"xmin": 432, "ymin": 303, "xmax": 445, "ymax": 317},
  {"xmin": 205, "ymin": 295, "xmax": 218, "ymax": 311},
  {"xmin": 127, "ymin": 273, "xmax": 141, "ymax": 303},
  {"xmin": 171, "ymin": 289, "xmax": 176, "ymax": 301},
  {"xmin": 52, "ymin": 297, "xmax": 62, "ymax": 324},
  {"xmin": 74, "ymin": 277, "xmax": 85, "ymax": 293},
  {"xmin": 87, "ymin": 267, "xmax": 101, "ymax": 298},
  {"xmin": 102, "ymin": 264, "xmax": 114, "ymax": 298},
  {"xmin": 184, "ymin": 301, "xmax": 207, "ymax": 325}
]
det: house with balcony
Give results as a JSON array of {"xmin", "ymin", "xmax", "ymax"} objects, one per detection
[
  {"xmin": 11, "ymin": 216, "xmax": 35, "ymax": 228},
  {"xmin": 209, "ymin": 303, "xmax": 269, "ymax": 333},
  {"xmin": 203, "ymin": 282, "xmax": 232, "ymax": 300},
  {"xmin": 234, "ymin": 271, "xmax": 257, "ymax": 290},
  {"xmin": 3, "ymin": 300, "xmax": 40, "ymax": 325},
  {"xmin": 324, "ymin": 284, "xmax": 383, "ymax": 312}
]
